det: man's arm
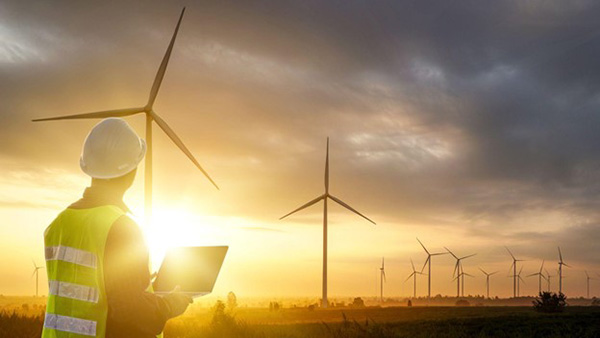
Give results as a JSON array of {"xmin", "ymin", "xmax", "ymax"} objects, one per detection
[{"xmin": 104, "ymin": 215, "xmax": 186, "ymax": 336}]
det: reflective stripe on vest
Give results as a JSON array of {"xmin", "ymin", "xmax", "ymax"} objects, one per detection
[
  {"xmin": 44, "ymin": 313, "xmax": 97, "ymax": 336},
  {"xmin": 49, "ymin": 280, "xmax": 99, "ymax": 303},
  {"xmin": 45, "ymin": 245, "xmax": 97, "ymax": 269}
]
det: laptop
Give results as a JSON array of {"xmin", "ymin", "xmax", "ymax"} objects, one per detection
[{"xmin": 153, "ymin": 246, "xmax": 228, "ymax": 298}]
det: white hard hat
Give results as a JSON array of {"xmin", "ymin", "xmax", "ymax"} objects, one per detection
[{"xmin": 80, "ymin": 118, "xmax": 146, "ymax": 179}]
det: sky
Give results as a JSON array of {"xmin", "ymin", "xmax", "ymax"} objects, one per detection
[{"xmin": 1, "ymin": 0, "xmax": 600, "ymax": 299}]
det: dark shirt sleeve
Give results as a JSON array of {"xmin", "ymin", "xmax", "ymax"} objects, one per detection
[{"xmin": 104, "ymin": 215, "xmax": 172, "ymax": 337}]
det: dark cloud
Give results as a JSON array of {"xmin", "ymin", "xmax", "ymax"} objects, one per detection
[{"xmin": 2, "ymin": 0, "xmax": 600, "ymax": 269}]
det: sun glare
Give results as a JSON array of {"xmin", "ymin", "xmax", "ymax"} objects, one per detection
[{"xmin": 133, "ymin": 207, "xmax": 232, "ymax": 272}]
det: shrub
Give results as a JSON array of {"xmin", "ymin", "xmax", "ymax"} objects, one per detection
[
  {"xmin": 351, "ymin": 297, "xmax": 365, "ymax": 308},
  {"xmin": 533, "ymin": 291, "xmax": 567, "ymax": 313},
  {"xmin": 455, "ymin": 299, "xmax": 470, "ymax": 307}
]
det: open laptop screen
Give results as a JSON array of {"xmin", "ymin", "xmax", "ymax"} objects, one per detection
[{"xmin": 153, "ymin": 246, "xmax": 228, "ymax": 297}]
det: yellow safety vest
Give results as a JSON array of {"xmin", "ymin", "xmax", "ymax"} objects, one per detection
[{"xmin": 42, "ymin": 206, "xmax": 163, "ymax": 338}]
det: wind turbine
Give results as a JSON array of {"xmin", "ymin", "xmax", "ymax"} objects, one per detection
[
  {"xmin": 558, "ymin": 247, "xmax": 570, "ymax": 294},
  {"xmin": 453, "ymin": 268, "xmax": 474, "ymax": 297},
  {"xmin": 405, "ymin": 258, "xmax": 425, "ymax": 298},
  {"xmin": 416, "ymin": 238, "xmax": 447, "ymax": 300},
  {"xmin": 545, "ymin": 268, "xmax": 554, "ymax": 292},
  {"xmin": 445, "ymin": 247, "xmax": 476, "ymax": 298},
  {"xmin": 31, "ymin": 8, "xmax": 219, "ymax": 223},
  {"xmin": 32, "ymin": 261, "xmax": 44, "ymax": 297},
  {"xmin": 380, "ymin": 257, "xmax": 386, "ymax": 303},
  {"xmin": 280, "ymin": 138, "xmax": 375, "ymax": 308},
  {"xmin": 527, "ymin": 260, "xmax": 547, "ymax": 295},
  {"xmin": 585, "ymin": 271, "xmax": 595, "ymax": 299},
  {"xmin": 509, "ymin": 266, "xmax": 526, "ymax": 297},
  {"xmin": 479, "ymin": 268, "xmax": 498, "ymax": 299},
  {"xmin": 505, "ymin": 247, "xmax": 524, "ymax": 298}
]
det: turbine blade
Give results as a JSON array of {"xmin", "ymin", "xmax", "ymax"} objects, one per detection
[
  {"xmin": 563, "ymin": 263, "xmax": 571, "ymax": 268},
  {"xmin": 405, "ymin": 272, "xmax": 415, "ymax": 282},
  {"xmin": 146, "ymin": 7, "xmax": 186, "ymax": 109},
  {"xmin": 540, "ymin": 260, "xmax": 545, "ymax": 273},
  {"xmin": 421, "ymin": 256, "xmax": 429, "ymax": 273},
  {"xmin": 460, "ymin": 253, "xmax": 476, "ymax": 260},
  {"xmin": 431, "ymin": 252, "xmax": 447, "ymax": 256},
  {"xmin": 479, "ymin": 267, "xmax": 488, "ymax": 275},
  {"xmin": 490, "ymin": 271, "xmax": 499, "ymax": 275},
  {"xmin": 416, "ymin": 237, "xmax": 430, "ymax": 255},
  {"xmin": 32, "ymin": 107, "xmax": 145, "ymax": 122},
  {"xmin": 280, "ymin": 194, "xmax": 325, "ymax": 220},
  {"xmin": 328, "ymin": 194, "xmax": 375, "ymax": 225},
  {"xmin": 31, "ymin": 269, "xmax": 37, "ymax": 278},
  {"xmin": 558, "ymin": 246, "xmax": 563, "ymax": 262},
  {"xmin": 444, "ymin": 247, "xmax": 458, "ymax": 259},
  {"xmin": 325, "ymin": 137, "xmax": 329, "ymax": 193},
  {"xmin": 464, "ymin": 273, "xmax": 474, "ymax": 277},
  {"xmin": 382, "ymin": 270, "xmax": 386, "ymax": 282},
  {"xmin": 410, "ymin": 258, "xmax": 416, "ymax": 272},
  {"xmin": 526, "ymin": 273, "xmax": 537, "ymax": 277},
  {"xmin": 150, "ymin": 111, "xmax": 219, "ymax": 190},
  {"xmin": 505, "ymin": 246, "xmax": 516, "ymax": 260}
]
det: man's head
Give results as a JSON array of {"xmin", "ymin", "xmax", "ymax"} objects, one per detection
[{"xmin": 80, "ymin": 118, "xmax": 146, "ymax": 189}]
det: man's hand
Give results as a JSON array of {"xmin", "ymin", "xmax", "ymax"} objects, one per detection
[{"xmin": 163, "ymin": 286, "xmax": 192, "ymax": 318}]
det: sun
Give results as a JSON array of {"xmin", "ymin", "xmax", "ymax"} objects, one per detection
[{"xmin": 133, "ymin": 206, "xmax": 232, "ymax": 272}]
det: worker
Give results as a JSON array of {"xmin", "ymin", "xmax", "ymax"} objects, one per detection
[{"xmin": 42, "ymin": 118, "xmax": 191, "ymax": 338}]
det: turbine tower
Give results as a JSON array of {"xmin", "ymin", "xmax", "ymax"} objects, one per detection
[
  {"xmin": 445, "ymin": 247, "xmax": 475, "ymax": 298},
  {"xmin": 380, "ymin": 257, "xmax": 386, "ymax": 303},
  {"xmin": 479, "ymin": 268, "xmax": 498, "ymax": 299},
  {"xmin": 558, "ymin": 247, "xmax": 570, "ymax": 294},
  {"xmin": 31, "ymin": 8, "xmax": 219, "ymax": 224},
  {"xmin": 32, "ymin": 261, "xmax": 44, "ymax": 297},
  {"xmin": 506, "ymin": 247, "xmax": 524, "ymax": 298},
  {"xmin": 280, "ymin": 138, "xmax": 375, "ymax": 308},
  {"xmin": 416, "ymin": 238, "xmax": 447, "ymax": 300},
  {"xmin": 405, "ymin": 258, "xmax": 425, "ymax": 298},
  {"xmin": 585, "ymin": 271, "xmax": 594, "ymax": 299},
  {"xmin": 527, "ymin": 260, "xmax": 547, "ymax": 295}
]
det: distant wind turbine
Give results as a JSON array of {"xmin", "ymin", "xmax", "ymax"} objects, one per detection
[
  {"xmin": 505, "ymin": 247, "xmax": 524, "ymax": 298},
  {"xmin": 31, "ymin": 8, "xmax": 219, "ymax": 223},
  {"xmin": 453, "ymin": 268, "xmax": 474, "ymax": 297},
  {"xmin": 405, "ymin": 258, "xmax": 425, "ymax": 298},
  {"xmin": 280, "ymin": 138, "xmax": 375, "ymax": 308},
  {"xmin": 509, "ymin": 266, "xmax": 526, "ymax": 297},
  {"xmin": 445, "ymin": 247, "xmax": 476, "ymax": 298},
  {"xmin": 558, "ymin": 247, "xmax": 570, "ymax": 294},
  {"xmin": 32, "ymin": 261, "xmax": 44, "ymax": 297},
  {"xmin": 585, "ymin": 271, "xmax": 595, "ymax": 299},
  {"xmin": 416, "ymin": 238, "xmax": 447, "ymax": 300},
  {"xmin": 527, "ymin": 260, "xmax": 547, "ymax": 295},
  {"xmin": 479, "ymin": 268, "xmax": 498, "ymax": 299},
  {"xmin": 380, "ymin": 257, "xmax": 386, "ymax": 304},
  {"xmin": 545, "ymin": 268, "xmax": 554, "ymax": 292}
]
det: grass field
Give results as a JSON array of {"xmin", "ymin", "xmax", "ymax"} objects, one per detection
[{"xmin": 2, "ymin": 297, "xmax": 600, "ymax": 337}]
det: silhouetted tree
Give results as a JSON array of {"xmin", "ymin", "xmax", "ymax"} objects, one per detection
[
  {"xmin": 227, "ymin": 291, "xmax": 237, "ymax": 311},
  {"xmin": 533, "ymin": 292, "xmax": 566, "ymax": 313}
]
